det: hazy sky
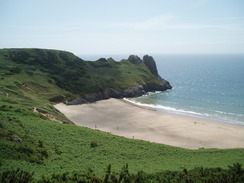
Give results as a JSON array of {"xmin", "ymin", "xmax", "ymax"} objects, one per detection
[{"xmin": 1, "ymin": 0, "xmax": 244, "ymax": 55}]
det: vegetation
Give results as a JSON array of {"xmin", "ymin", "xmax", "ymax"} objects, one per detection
[
  {"xmin": 0, "ymin": 48, "xmax": 244, "ymax": 182},
  {"xmin": 1, "ymin": 48, "xmax": 160, "ymax": 95},
  {"xmin": 1, "ymin": 164, "xmax": 244, "ymax": 182}
]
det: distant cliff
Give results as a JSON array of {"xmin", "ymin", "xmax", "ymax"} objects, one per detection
[
  {"xmin": 68, "ymin": 54, "xmax": 172, "ymax": 104},
  {"xmin": 0, "ymin": 49, "xmax": 171, "ymax": 104}
]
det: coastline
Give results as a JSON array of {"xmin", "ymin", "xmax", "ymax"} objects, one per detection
[
  {"xmin": 54, "ymin": 98, "xmax": 244, "ymax": 149},
  {"xmin": 123, "ymin": 97, "xmax": 244, "ymax": 127}
]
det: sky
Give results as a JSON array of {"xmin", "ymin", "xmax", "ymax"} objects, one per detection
[{"xmin": 1, "ymin": 0, "xmax": 244, "ymax": 55}]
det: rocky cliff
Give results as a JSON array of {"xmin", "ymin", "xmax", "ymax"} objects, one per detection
[
  {"xmin": 143, "ymin": 55, "xmax": 159, "ymax": 76},
  {"xmin": 128, "ymin": 54, "xmax": 159, "ymax": 76},
  {"xmin": 67, "ymin": 80, "xmax": 171, "ymax": 105},
  {"xmin": 67, "ymin": 55, "xmax": 172, "ymax": 104},
  {"xmin": 1, "ymin": 48, "xmax": 171, "ymax": 104}
]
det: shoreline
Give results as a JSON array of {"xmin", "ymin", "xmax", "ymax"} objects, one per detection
[
  {"xmin": 123, "ymin": 98, "xmax": 244, "ymax": 127},
  {"xmin": 54, "ymin": 98, "xmax": 244, "ymax": 149}
]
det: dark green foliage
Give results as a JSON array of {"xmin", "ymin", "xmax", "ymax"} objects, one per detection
[
  {"xmin": 90, "ymin": 140, "xmax": 98, "ymax": 148},
  {"xmin": 0, "ymin": 169, "xmax": 34, "ymax": 183},
  {"xmin": 10, "ymin": 50, "xmax": 31, "ymax": 64},
  {"xmin": 9, "ymin": 67, "xmax": 22, "ymax": 74},
  {"xmin": 104, "ymin": 165, "xmax": 112, "ymax": 183},
  {"xmin": 1, "ymin": 48, "xmax": 160, "ymax": 94},
  {"xmin": 90, "ymin": 61, "xmax": 112, "ymax": 68},
  {"xmin": 97, "ymin": 58, "xmax": 107, "ymax": 62},
  {"xmin": 0, "ymin": 110, "xmax": 49, "ymax": 164},
  {"xmin": 26, "ymin": 71, "xmax": 34, "ymax": 76},
  {"xmin": 0, "ymin": 105, "xmax": 11, "ymax": 111},
  {"xmin": 1, "ymin": 164, "xmax": 244, "ymax": 182}
]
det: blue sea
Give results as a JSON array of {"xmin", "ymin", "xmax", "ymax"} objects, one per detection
[
  {"xmin": 80, "ymin": 54, "xmax": 244, "ymax": 125},
  {"xmin": 126, "ymin": 54, "xmax": 244, "ymax": 125}
]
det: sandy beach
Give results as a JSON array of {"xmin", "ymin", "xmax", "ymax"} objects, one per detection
[{"xmin": 54, "ymin": 98, "xmax": 244, "ymax": 149}]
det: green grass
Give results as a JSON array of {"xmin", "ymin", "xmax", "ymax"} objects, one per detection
[
  {"xmin": 0, "ymin": 48, "xmax": 244, "ymax": 181},
  {"xmin": 0, "ymin": 48, "xmax": 160, "ymax": 95},
  {"xmin": 1, "ymin": 107, "xmax": 244, "ymax": 180}
]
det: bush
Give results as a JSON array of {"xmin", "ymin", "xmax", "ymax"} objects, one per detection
[
  {"xmin": 9, "ymin": 67, "xmax": 21, "ymax": 74},
  {"xmin": 26, "ymin": 71, "xmax": 33, "ymax": 76},
  {"xmin": 0, "ymin": 169, "xmax": 34, "ymax": 183},
  {"xmin": 90, "ymin": 140, "xmax": 98, "ymax": 148},
  {"xmin": 1, "ymin": 164, "xmax": 244, "ymax": 182}
]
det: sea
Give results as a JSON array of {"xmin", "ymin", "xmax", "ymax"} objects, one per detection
[{"xmin": 80, "ymin": 54, "xmax": 244, "ymax": 125}]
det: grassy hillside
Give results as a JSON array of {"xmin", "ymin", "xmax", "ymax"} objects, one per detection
[
  {"xmin": 1, "ymin": 106, "xmax": 244, "ymax": 179},
  {"xmin": 0, "ymin": 48, "xmax": 244, "ymax": 181},
  {"xmin": 0, "ymin": 48, "xmax": 160, "ymax": 95}
]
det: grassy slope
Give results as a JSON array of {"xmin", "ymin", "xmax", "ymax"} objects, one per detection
[
  {"xmin": 0, "ymin": 48, "xmax": 244, "ymax": 179},
  {"xmin": 1, "ymin": 48, "xmax": 160, "ymax": 95},
  {"xmin": 1, "ymin": 108, "xmax": 244, "ymax": 179}
]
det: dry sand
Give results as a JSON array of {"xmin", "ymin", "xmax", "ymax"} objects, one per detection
[{"xmin": 54, "ymin": 98, "xmax": 244, "ymax": 149}]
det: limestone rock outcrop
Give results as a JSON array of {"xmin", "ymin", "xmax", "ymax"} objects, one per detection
[
  {"xmin": 143, "ymin": 55, "xmax": 159, "ymax": 76},
  {"xmin": 66, "ymin": 54, "xmax": 172, "ymax": 105},
  {"xmin": 128, "ymin": 55, "xmax": 142, "ymax": 64}
]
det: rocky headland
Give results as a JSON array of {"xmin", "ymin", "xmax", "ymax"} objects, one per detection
[
  {"xmin": 67, "ymin": 55, "xmax": 172, "ymax": 105},
  {"xmin": 1, "ymin": 48, "xmax": 171, "ymax": 105}
]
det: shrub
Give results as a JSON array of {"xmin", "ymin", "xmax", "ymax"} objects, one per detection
[
  {"xmin": 0, "ymin": 169, "xmax": 34, "ymax": 183},
  {"xmin": 26, "ymin": 71, "xmax": 33, "ymax": 76},
  {"xmin": 90, "ymin": 140, "xmax": 98, "ymax": 148},
  {"xmin": 9, "ymin": 67, "xmax": 21, "ymax": 74}
]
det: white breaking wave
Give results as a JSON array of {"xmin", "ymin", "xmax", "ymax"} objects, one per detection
[
  {"xmin": 123, "ymin": 98, "xmax": 210, "ymax": 117},
  {"xmin": 123, "ymin": 98, "xmax": 244, "ymax": 126}
]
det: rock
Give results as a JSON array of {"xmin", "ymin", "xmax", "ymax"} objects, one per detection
[
  {"xmin": 12, "ymin": 135, "xmax": 22, "ymax": 143},
  {"xmin": 66, "ymin": 83, "xmax": 171, "ymax": 105},
  {"xmin": 128, "ymin": 54, "xmax": 160, "ymax": 76},
  {"xmin": 65, "ymin": 54, "xmax": 172, "ymax": 105},
  {"xmin": 143, "ymin": 80, "xmax": 172, "ymax": 92},
  {"xmin": 143, "ymin": 55, "xmax": 159, "ymax": 76},
  {"xmin": 128, "ymin": 55, "xmax": 142, "ymax": 64}
]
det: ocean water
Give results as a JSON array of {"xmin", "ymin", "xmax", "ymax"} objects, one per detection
[{"xmin": 125, "ymin": 54, "xmax": 244, "ymax": 125}]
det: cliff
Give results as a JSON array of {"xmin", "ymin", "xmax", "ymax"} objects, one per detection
[
  {"xmin": 143, "ymin": 55, "xmax": 159, "ymax": 76},
  {"xmin": 67, "ymin": 81, "xmax": 171, "ymax": 105},
  {"xmin": 0, "ymin": 48, "xmax": 171, "ymax": 104},
  {"xmin": 68, "ymin": 54, "xmax": 172, "ymax": 104}
]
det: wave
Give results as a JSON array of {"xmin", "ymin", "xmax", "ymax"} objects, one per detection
[
  {"xmin": 123, "ymin": 98, "xmax": 210, "ymax": 117},
  {"xmin": 123, "ymin": 98, "xmax": 244, "ymax": 125}
]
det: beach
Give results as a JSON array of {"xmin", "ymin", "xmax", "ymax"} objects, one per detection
[{"xmin": 54, "ymin": 98, "xmax": 244, "ymax": 149}]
